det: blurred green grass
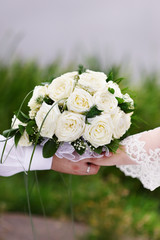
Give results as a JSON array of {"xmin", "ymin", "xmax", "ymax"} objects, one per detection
[{"xmin": 0, "ymin": 59, "xmax": 160, "ymax": 240}]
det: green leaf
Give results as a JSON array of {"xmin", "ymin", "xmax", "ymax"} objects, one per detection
[
  {"xmin": 58, "ymin": 103, "xmax": 68, "ymax": 113},
  {"xmin": 86, "ymin": 141, "xmax": 103, "ymax": 154},
  {"xmin": 107, "ymin": 71, "xmax": 113, "ymax": 82},
  {"xmin": 14, "ymin": 110, "xmax": 30, "ymax": 123},
  {"xmin": 14, "ymin": 131, "xmax": 22, "ymax": 147},
  {"xmin": 121, "ymin": 87, "xmax": 129, "ymax": 94},
  {"xmin": 26, "ymin": 120, "xmax": 37, "ymax": 135},
  {"xmin": 44, "ymin": 97, "xmax": 54, "ymax": 105},
  {"xmin": 19, "ymin": 125, "xmax": 25, "ymax": 135},
  {"xmin": 107, "ymin": 71, "xmax": 125, "ymax": 84},
  {"xmin": 116, "ymin": 97, "xmax": 124, "ymax": 104},
  {"xmin": 92, "ymin": 146, "xmax": 103, "ymax": 154},
  {"xmin": 78, "ymin": 65, "xmax": 86, "ymax": 75},
  {"xmin": 114, "ymin": 77, "xmax": 125, "ymax": 84},
  {"xmin": 71, "ymin": 138, "xmax": 86, "ymax": 155},
  {"xmin": 2, "ymin": 128, "xmax": 18, "ymax": 138},
  {"xmin": 116, "ymin": 97, "xmax": 134, "ymax": 113},
  {"xmin": 108, "ymin": 87, "xmax": 115, "ymax": 94},
  {"xmin": 83, "ymin": 105, "xmax": 103, "ymax": 123},
  {"xmin": 118, "ymin": 102, "xmax": 134, "ymax": 113},
  {"xmin": 107, "ymin": 139, "xmax": 120, "ymax": 153},
  {"xmin": 43, "ymin": 136, "xmax": 60, "ymax": 158}
]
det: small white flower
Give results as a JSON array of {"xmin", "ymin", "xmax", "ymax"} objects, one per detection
[
  {"xmin": 79, "ymin": 70, "xmax": 107, "ymax": 93},
  {"xmin": 83, "ymin": 114, "xmax": 113, "ymax": 148},
  {"xmin": 35, "ymin": 102, "xmax": 60, "ymax": 138},
  {"xmin": 28, "ymin": 85, "xmax": 48, "ymax": 118},
  {"xmin": 67, "ymin": 88, "xmax": 94, "ymax": 113},
  {"xmin": 106, "ymin": 81, "xmax": 122, "ymax": 98},
  {"xmin": 55, "ymin": 111, "xmax": 85, "ymax": 142},
  {"xmin": 112, "ymin": 107, "xmax": 132, "ymax": 139},
  {"xmin": 48, "ymin": 75, "xmax": 74, "ymax": 103},
  {"xmin": 94, "ymin": 90, "xmax": 118, "ymax": 113}
]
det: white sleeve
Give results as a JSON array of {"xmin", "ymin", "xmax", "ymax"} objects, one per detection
[
  {"xmin": 0, "ymin": 135, "xmax": 53, "ymax": 176},
  {"xmin": 116, "ymin": 127, "xmax": 160, "ymax": 191}
]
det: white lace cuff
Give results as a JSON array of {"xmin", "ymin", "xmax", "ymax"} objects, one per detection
[{"xmin": 117, "ymin": 129, "xmax": 160, "ymax": 191}]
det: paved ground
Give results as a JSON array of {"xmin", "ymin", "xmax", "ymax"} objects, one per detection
[{"xmin": 0, "ymin": 213, "xmax": 89, "ymax": 240}]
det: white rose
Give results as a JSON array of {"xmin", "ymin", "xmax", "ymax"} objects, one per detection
[
  {"xmin": 112, "ymin": 108, "xmax": 132, "ymax": 139},
  {"xmin": 123, "ymin": 93, "xmax": 134, "ymax": 109},
  {"xmin": 94, "ymin": 90, "xmax": 118, "ymax": 113},
  {"xmin": 78, "ymin": 70, "xmax": 107, "ymax": 93},
  {"xmin": 55, "ymin": 111, "xmax": 85, "ymax": 142},
  {"xmin": 11, "ymin": 116, "xmax": 32, "ymax": 146},
  {"xmin": 67, "ymin": 88, "xmax": 94, "ymax": 113},
  {"xmin": 28, "ymin": 85, "xmax": 48, "ymax": 109},
  {"xmin": 18, "ymin": 130, "xmax": 32, "ymax": 147},
  {"xmin": 35, "ymin": 102, "xmax": 60, "ymax": 138},
  {"xmin": 106, "ymin": 81, "xmax": 122, "ymax": 98},
  {"xmin": 48, "ymin": 76, "xmax": 74, "ymax": 103},
  {"xmin": 61, "ymin": 71, "xmax": 78, "ymax": 79},
  {"xmin": 83, "ymin": 114, "xmax": 113, "ymax": 148},
  {"xmin": 28, "ymin": 85, "xmax": 48, "ymax": 118}
]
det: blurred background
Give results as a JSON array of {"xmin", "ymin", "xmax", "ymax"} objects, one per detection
[{"xmin": 0, "ymin": 0, "xmax": 160, "ymax": 239}]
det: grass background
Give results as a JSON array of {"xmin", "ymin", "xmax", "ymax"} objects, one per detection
[{"xmin": 0, "ymin": 58, "xmax": 160, "ymax": 239}]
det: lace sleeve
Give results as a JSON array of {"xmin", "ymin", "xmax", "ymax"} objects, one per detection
[{"xmin": 117, "ymin": 127, "xmax": 160, "ymax": 191}]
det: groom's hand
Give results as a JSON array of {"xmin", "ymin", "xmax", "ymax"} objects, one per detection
[{"xmin": 51, "ymin": 156, "xmax": 100, "ymax": 175}]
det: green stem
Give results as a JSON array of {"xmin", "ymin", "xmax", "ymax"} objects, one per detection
[
  {"xmin": 28, "ymin": 98, "xmax": 67, "ymax": 171},
  {"xmin": 1, "ymin": 90, "xmax": 33, "ymax": 164},
  {"xmin": 24, "ymin": 173, "xmax": 37, "ymax": 240},
  {"xmin": 68, "ymin": 175, "xmax": 76, "ymax": 239},
  {"xmin": 35, "ymin": 171, "xmax": 50, "ymax": 239}
]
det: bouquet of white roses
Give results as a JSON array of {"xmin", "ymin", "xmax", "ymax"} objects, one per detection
[{"xmin": 1, "ymin": 65, "xmax": 134, "ymax": 169}]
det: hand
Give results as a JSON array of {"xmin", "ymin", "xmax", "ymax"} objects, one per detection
[
  {"xmin": 87, "ymin": 147, "xmax": 136, "ymax": 166},
  {"xmin": 51, "ymin": 155, "xmax": 100, "ymax": 175},
  {"xmin": 87, "ymin": 128, "xmax": 160, "ymax": 167}
]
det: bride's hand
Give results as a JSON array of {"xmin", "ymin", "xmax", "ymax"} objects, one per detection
[
  {"xmin": 87, "ymin": 127, "xmax": 160, "ymax": 167},
  {"xmin": 87, "ymin": 147, "xmax": 136, "ymax": 166},
  {"xmin": 51, "ymin": 155, "xmax": 100, "ymax": 175}
]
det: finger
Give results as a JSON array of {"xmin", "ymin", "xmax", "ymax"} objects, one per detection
[
  {"xmin": 51, "ymin": 156, "xmax": 100, "ymax": 175},
  {"xmin": 70, "ymin": 162, "xmax": 100, "ymax": 175},
  {"xmin": 87, "ymin": 148, "xmax": 136, "ymax": 166},
  {"xmin": 85, "ymin": 163, "xmax": 100, "ymax": 175}
]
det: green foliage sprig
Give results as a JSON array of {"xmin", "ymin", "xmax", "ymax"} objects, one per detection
[
  {"xmin": 14, "ymin": 110, "xmax": 30, "ymax": 123},
  {"xmin": 71, "ymin": 138, "xmax": 86, "ymax": 155},
  {"xmin": 116, "ymin": 97, "xmax": 134, "ymax": 113},
  {"xmin": 107, "ymin": 71, "xmax": 125, "ymax": 84},
  {"xmin": 78, "ymin": 64, "xmax": 86, "ymax": 75},
  {"xmin": 108, "ymin": 87, "xmax": 115, "ymax": 94},
  {"xmin": 43, "ymin": 135, "xmax": 60, "ymax": 158},
  {"xmin": 83, "ymin": 105, "xmax": 103, "ymax": 124},
  {"xmin": 90, "ymin": 144, "xmax": 103, "ymax": 154},
  {"xmin": 107, "ymin": 139, "xmax": 120, "ymax": 153}
]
